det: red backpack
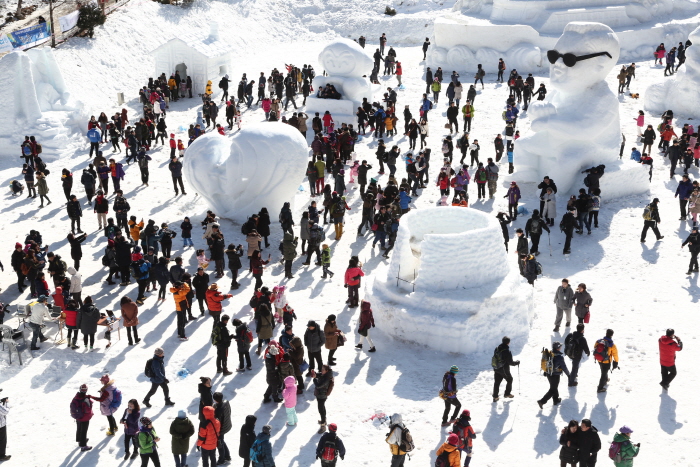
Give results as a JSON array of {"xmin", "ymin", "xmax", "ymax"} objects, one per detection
[
  {"xmin": 322, "ymin": 440, "xmax": 337, "ymax": 461},
  {"xmin": 593, "ymin": 339, "xmax": 609, "ymax": 362}
]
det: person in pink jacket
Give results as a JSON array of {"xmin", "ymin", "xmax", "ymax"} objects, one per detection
[
  {"xmin": 344, "ymin": 257, "xmax": 365, "ymax": 308},
  {"xmin": 349, "ymin": 161, "xmax": 359, "ymax": 184},
  {"xmin": 635, "ymin": 110, "xmax": 644, "ymax": 136},
  {"xmin": 282, "ymin": 376, "xmax": 298, "ymax": 426},
  {"xmin": 261, "ymin": 97, "xmax": 272, "ymax": 120}
]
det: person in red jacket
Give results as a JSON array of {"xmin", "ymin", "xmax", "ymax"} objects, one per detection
[
  {"xmin": 205, "ymin": 283, "xmax": 232, "ymax": 324},
  {"xmin": 344, "ymin": 257, "xmax": 364, "ymax": 308},
  {"xmin": 659, "ymin": 328, "xmax": 683, "ymax": 389},
  {"xmin": 63, "ymin": 299, "xmax": 80, "ymax": 349},
  {"xmin": 169, "ymin": 133, "xmax": 176, "ymax": 158},
  {"xmin": 660, "ymin": 125, "xmax": 677, "ymax": 153},
  {"xmin": 70, "ymin": 384, "xmax": 94, "ymax": 451},
  {"xmin": 197, "ymin": 406, "xmax": 220, "ymax": 467},
  {"xmin": 355, "ymin": 300, "xmax": 376, "ymax": 352}
]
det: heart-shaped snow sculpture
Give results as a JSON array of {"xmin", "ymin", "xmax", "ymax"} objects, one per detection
[{"xmin": 183, "ymin": 122, "xmax": 308, "ymax": 221}]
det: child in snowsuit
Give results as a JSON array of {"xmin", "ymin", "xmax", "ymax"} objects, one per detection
[
  {"xmin": 282, "ymin": 376, "xmax": 298, "ymax": 426},
  {"xmin": 321, "ymin": 244, "xmax": 334, "ymax": 279}
]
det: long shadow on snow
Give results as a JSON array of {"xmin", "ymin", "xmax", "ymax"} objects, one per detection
[
  {"xmin": 533, "ymin": 405, "xmax": 560, "ymax": 457},
  {"xmin": 658, "ymin": 391, "xmax": 684, "ymax": 434},
  {"xmin": 590, "ymin": 393, "xmax": 617, "ymax": 436},
  {"xmin": 482, "ymin": 401, "xmax": 513, "ymax": 451}
]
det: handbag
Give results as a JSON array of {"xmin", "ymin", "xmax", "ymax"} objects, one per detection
[
  {"xmin": 336, "ymin": 331, "xmax": 346, "ymax": 347},
  {"xmin": 299, "ymin": 360, "xmax": 309, "ymax": 372},
  {"xmin": 371, "ymin": 223, "xmax": 378, "ymax": 231},
  {"xmin": 584, "ymin": 311, "xmax": 590, "ymax": 324},
  {"xmin": 444, "ymin": 123, "xmax": 451, "ymax": 129}
]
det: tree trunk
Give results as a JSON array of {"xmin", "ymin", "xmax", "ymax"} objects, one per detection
[{"xmin": 15, "ymin": 0, "xmax": 24, "ymax": 19}]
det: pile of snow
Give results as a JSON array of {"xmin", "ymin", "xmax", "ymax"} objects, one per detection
[
  {"xmin": 645, "ymin": 25, "xmax": 700, "ymax": 117},
  {"xmin": 182, "ymin": 122, "xmax": 309, "ymax": 221},
  {"xmin": 0, "ymin": 47, "xmax": 84, "ymax": 160},
  {"xmin": 369, "ymin": 207, "xmax": 533, "ymax": 353}
]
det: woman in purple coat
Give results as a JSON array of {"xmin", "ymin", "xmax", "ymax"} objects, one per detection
[
  {"xmin": 120, "ymin": 399, "xmax": 141, "ymax": 460},
  {"xmin": 504, "ymin": 181, "xmax": 521, "ymax": 219}
]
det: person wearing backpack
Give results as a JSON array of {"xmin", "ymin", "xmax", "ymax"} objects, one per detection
[
  {"xmin": 611, "ymin": 426, "xmax": 640, "ymax": 467},
  {"xmin": 231, "ymin": 318, "xmax": 253, "ymax": 372},
  {"xmin": 565, "ymin": 324, "xmax": 590, "ymax": 387},
  {"xmin": 250, "ymin": 424, "xmax": 274, "ymax": 467},
  {"xmin": 143, "ymin": 347, "xmax": 175, "ymax": 408},
  {"xmin": 553, "ymin": 279, "xmax": 575, "ymax": 332},
  {"xmin": 316, "ymin": 423, "xmax": 346, "ymax": 465},
  {"xmin": 90, "ymin": 374, "xmax": 121, "ymax": 436},
  {"xmin": 492, "ymin": 336, "xmax": 520, "ymax": 402},
  {"xmin": 170, "ymin": 409, "xmax": 195, "ymax": 467},
  {"xmin": 640, "ymin": 198, "xmax": 663, "ymax": 243},
  {"xmin": 196, "ymin": 406, "xmax": 220, "ymax": 467},
  {"xmin": 523, "ymin": 254, "xmax": 539, "ymax": 286},
  {"xmin": 385, "ymin": 413, "xmax": 410, "ymax": 467},
  {"xmin": 71, "ymin": 384, "xmax": 94, "ymax": 451},
  {"xmin": 594, "ymin": 329, "xmax": 619, "ymax": 393},
  {"xmin": 577, "ymin": 419, "xmax": 601, "ymax": 467},
  {"xmin": 572, "ymin": 283, "xmax": 592, "ymax": 324},
  {"xmin": 452, "ymin": 410, "xmax": 476, "ymax": 466},
  {"xmin": 138, "ymin": 417, "xmax": 161, "ymax": 467},
  {"xmin": 435, "ymin": 433, "xmax": 461, "ymax": 467},
  {"xmin": 525, "ymin": 209, "xmax": 550, "ymax": 256},
  {"xmin": 537, "ymin": 341, "xmax": 570, "ymax": 408},
  {"xmin": 659, "ymin": 328, "xmax": 683, "ymax": 390},
  {"xmin": 212, "ymin": 315, "xmax": 234, "ymax": 375},
  {"xmin": 312, "ymin": 365, "xmax": 334, "ymax": 427},
  {"xmin": 681, "ymin": 226, "xmax": 700, "ymax": 275},
  {"xmin": 441, "ymin": 366, "xmax": 462, "ymax": 426}
]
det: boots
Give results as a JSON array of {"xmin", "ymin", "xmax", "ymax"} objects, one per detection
[
  {"xmin": 508, "ymin": 163, "xmax": 514, "ymax": 174},
  {"xmin": 355, "ymin": 344, "xmax": 362, "ymax": 349},
  {"xmin": 71, "ymin": 338, "xmax": 79, "ymax": 349}
]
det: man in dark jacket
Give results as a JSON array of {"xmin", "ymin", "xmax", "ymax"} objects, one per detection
[
  {"xmin": 169, "ymin": 156, "xmax": 186, "ymax": 195},
  {"xmin": 192, "ymin": 268, "xmax": 210, "ymax": 315},
  {"xmin": 682, "ymin": 226, "xmax": 700, "ymax": 274},
  {"xmin": 492, "ymin": 336, "xmax": 520, "ymax": 402},
  {"xmin": 214, "ymin": 315, "xmax": 233, "ymax": 375},
  {"xmin": 66, "ymin": 195, "xmax": 83, "ymax": 234},
  {"xmin": 232, "ymin": 318, "xmax": 252, "ymax": 371},
  {"xmin": 238, "ymin": 415, "xmax": 257, "ymax": 465},
  {"xmin": 668, "ymin": 139, "xmax": 681, "ymax": 177},
  {"xmin": 279, "ymin": 202, "xmax": 294, "ymax": 235},
  {"xmin": 357, "ymin": 160, "xmax": 372, "ymax": 197},
  {"xmin": 641, "ymin": 198, "xmax": 663, "ymax": 243},
  {"xmin": 115, "ymin": 236, "xmax": 133, "ymax": 285},
  {"xmin": 169, "ymin": 256, "xmax": 185, "ymax": 284},
  {"xmin": 515, "ymin": 228, "xmax": 528, "ymax": 274},
  {"xmin": 537, "ymin": 176, "xmax": 557, "ymax": 214},
  {"xmin": 282, "ymin": 232, "xmax": 298, "ymax": 279},
  {"xmin": 525, "ymin": 209, "xmax": 550, "ymax": 255},
  {"xmin": 565, "ymin": 324, "xmax": 590, "ymax": 387},
  {"xmin": 316, "ymin": 423, "xmax": 346, "ymax": 464},
  {"xmin": 581, "ymin": 164, "xmax": 605, "ymax": 194},
  {"xmin": 446, "ymin": 102, "xmax": 459, "ymax": 133},
  {"xmin": 143, "ymin": 347, "xmax": 175, "ymax": 408},
  {"xmin": 675, "ymin": 174, "xmax": 693, "ymax": 219},
  {"xmin": 263, "ymin": 346, "xmax": 283, "ymax": 403},
  {"xmin": 537, "ymin": 341, "xmax": 570, "ymax": 408},
  {"xmin": 560, "ymin": 209, "xmax": 577, "ymax": 254},
  {"xmin": 213, "ymin": 392, "xmax": 232, "ymax": 463},
  {"xmin": 304, "ymin": 320, "xmax": 326, "ymax": 376},
  {"xmin": 577, "ymin": 419, "xmax": 602, "ymax": 467}
]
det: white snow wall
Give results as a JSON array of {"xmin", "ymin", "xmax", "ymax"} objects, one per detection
[{"xmin": 182, "ymin": 122, "xmax": 309, "ymax": 222}]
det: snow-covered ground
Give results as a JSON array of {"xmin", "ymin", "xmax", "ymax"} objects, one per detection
[{"xmin": 0, "ymin": 1, "xmax": 697, "ymax": 466}]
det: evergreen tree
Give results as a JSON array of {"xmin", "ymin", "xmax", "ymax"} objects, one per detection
[{"xmin": 77, "ymin": 3, "xmax": 106, "ymax": 38}]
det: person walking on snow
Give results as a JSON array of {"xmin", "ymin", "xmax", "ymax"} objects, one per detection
[
  {"xmin": 143, "ymin": 347, "xmax": 175, "ymax": 408},
  {"xmin": 385, "ymin": 413, "xmax": 409, "ymax": 467},
  {"xmin": 138, "ymin": 417, "xmax": 161, "ymax": 467},
  {"xmin": 537, "ymin": 341, "xmax": 570, "ymax": 408},
  {"xmin": 658, "ymin": 328, "xmax": 682, "ymax": 389},
  {"xmin": 594, "ymin": 329, "xmax": 619, "ymax": 393},
  {"xmin": 611, "ymin": 426, "xmax": 640, "ymax": 467},
  {"xmin": 452, "ymin": 410, "xmax": 477, "ymax": 467},
  {"xmin": 553, "ymin": 278, "xmax": 575, "ymax": 332},
  {"xmin": 441, "ymin": 366, "xmax": 461, "ymax": 426},
  {"xmin": 681, "ymin": 226, "xmax": 700, "ymax": 274},
  {"xmin": 90, "ymin": 374, "xmax": 121, "ymax": 436},
  {"xmin": 435, "ymin": 433, "xmax": 461, "ymax": 467},
  {"xmin": 316, "ymin": 423, "xmax": 346, "ymax": 465},
  {"xmin": 565, "ymin": 324, "xmax": 590, "ymax": 387},
  {"xmin": 492, "ymin": 336, "xmax": 520, "ymax": 402},
  {"xmin": 170, "ymin": 409, "xmax": 195, "ymax": 467},
  {"xmin": 640, "ymin": 198, "xmax": 664, "ymax": 242},
  {"xmin": 355, "ymin": 300, "xmax": 376, "ymax": 352}
]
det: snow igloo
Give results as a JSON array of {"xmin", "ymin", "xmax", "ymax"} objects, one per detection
[{"xmin": 368, "ymin": 207, "xmax": 534, "ymax": 354}]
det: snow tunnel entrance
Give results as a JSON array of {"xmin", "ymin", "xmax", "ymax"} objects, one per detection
[{"xmin": 176, "ymin": 62, "xmax": 188, "ymax": 80}]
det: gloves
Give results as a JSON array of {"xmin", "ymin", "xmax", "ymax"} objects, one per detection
[
  {"xmin": 514, "ymin": 360, "xmax": 520, "ymax": 366},
  {"xmin": 372, "ymin": 324, "xmax": 375, "ymax": 328},
  {"xmin": 612, "ymin": 361, "xmax": 618, "ymax": 370},
  {"xmin": 341, "ymin": 456, "xmax": 344, "ymax": 460},
  {"xmin": 196, "ymin": 446, "xmax": 201, "ymax": 452},
  {"xmin": 165, "ymin": 379, "xmax": 170, "ymax": 384},
  {"xmin": 316, "ymin": 455, "xmax": 320, "ymax": 460}
]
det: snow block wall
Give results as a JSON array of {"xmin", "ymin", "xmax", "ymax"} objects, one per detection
[
  {"xmin": 645, "ymin": 25, "xmax": 700, "ymax": 117},
  {"xmin": 182, "ymin": 122, "xmax": 309, "ymax": 222},
  {"xmin": 369, "ymin": 207, "xmax": 534, "ymax": 354},
  {"xmin": 0, "ymin": 47, "xmax": 83, "ymax": 160}
]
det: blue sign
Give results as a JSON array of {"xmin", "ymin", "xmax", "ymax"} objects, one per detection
[{"xmin": 7, "ymin": 22, "xmax": 51, "ymax": 50}]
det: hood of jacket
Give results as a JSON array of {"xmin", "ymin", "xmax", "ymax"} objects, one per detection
[
  {"xmin": 659, "ymin": 335, "xmax": 676, "ymax": 345},
  {"xmin": 361, "ymin": 301, "xmax": 371, "ymax": 311},
  {"xmin": 202, "ymin": 405, "xmax": 216, "ymax": 422},
  {"xmin": 390, "ymin": 413, "xmax": 403, "ymax": 426},
  {"xmin": 245, "ymin": 415, "xmax": 257, "ymax": 428},
  {"xmin": 441, "ymin": 442, "xmax": 457, "ymax": 452},
  {"xmin": 284, "ymin": 376, "xmax": 296, "ymax": 388},
  {"xmin": 67, "ymin": 267, "xmax": 77, "ymax": 275}
]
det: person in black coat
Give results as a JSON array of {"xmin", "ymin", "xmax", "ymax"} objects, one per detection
[
  {"xmin": 66, "ymin": 195, "xmax": 83, "ymax": 234},
  {"xmin": 559, "ymin": 420, "xmax": 580, "ymax": 467},
  {"xmin": 515, "ymin": 228, "xmax": 528, "ymax": 274},
  {"xmin": 67, "ymin": 232, "xmax": 87, "ymax": 270},
  {"xmin": 180, "ymin": 217, "xmax": 193, "ymax": 248},
  {"xmin": 198, "ymin": 377, "xmax": 213, "ymax": 423},
  {"xmin": 209, "ymin": 233, "xmax": 226, "ymax": 278},
  {"xmin": 263, "ymin": 346, "xmax": 283, "ymax": 403},
  {"xmin": 524, "ymin": 209, "xmax": 550, "ymax": 255},
  {"xmin": 496, "ymin": 212, "xmax": 512, "ymax": 252},
  {"xmin": 577, "ymin": 419, "xmax": 601, "ymax": 467},
  {"xmin": 560, "ymin": 209, "xmax": 577, "ymax": 254},
  {"xmin": 492, "ymin": 336, "xmax": 520, "ymax": 402},
  {"xmin": 567, "ymin": 324, "xmax": 591, "ymax": 387},
  {"xmin": 239, "ymin": 415, "xmax": 257, "ymax": 467},
  {"xmin": 257, "ymin": 208, "xmax": 271, "ymax": 248},
  {"xmin": 114, "ymin": 235, "xmax": 133, "ymax": 285},
  {"xmin": 192, "ymin": 268, "xmax": 210, "ymax": 314},
  {"xmin": 537, "ymin": 176, "xmax": 557, "ymax": 214},
  {"xmin": 225, "ymin": 244, "xmax": 244, "ymax": 289}
]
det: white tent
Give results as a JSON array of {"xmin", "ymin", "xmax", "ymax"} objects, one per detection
[{"xmin": 150, "ymin": 23, "xmax": 232, "ymax": 96}]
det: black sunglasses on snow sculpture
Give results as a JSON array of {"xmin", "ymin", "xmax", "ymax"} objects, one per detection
[{"xmin": 547, "ymin": 50, "xmax": 612, "ymax": 67}]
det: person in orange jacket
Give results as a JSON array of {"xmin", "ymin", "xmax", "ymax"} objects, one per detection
[
  {"xmin": 196, "ymin": 406, "xmax": 220, "ymax": 467},
  {"xmin": 205, "ymin": 283, "xmax": 232, "ymax": 324},
  {"xmin": 170, "ymin": 281, "xmax": 190, "ymax": 341},
  {"xmin": 436, "ymin": 432, "xmax": 461, "ymax": 467}
]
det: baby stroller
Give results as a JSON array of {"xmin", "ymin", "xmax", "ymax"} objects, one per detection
[{"xmin": 9, "ymin": 180, "xmax": 24, "ymax": 196}]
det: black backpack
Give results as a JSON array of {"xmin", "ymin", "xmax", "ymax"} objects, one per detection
[
  {"xmin": 564, "ymin": 333, "xmax": 579, "ymax": 359},
  {"xmin": 144, "ymin": 358, "xmax": 155, "ymax": 378},
  {"xmin": 435, "ymin": 450, "xmax": 451, "ymax": 467}
]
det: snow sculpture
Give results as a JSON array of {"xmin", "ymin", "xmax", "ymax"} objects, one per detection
[
  {"xmin": 645, "ymin": 25, "xmax": 700, "ymax": 117},
  {"xmin": 306, "ymin": 39, "xmax": 375, "ymax": 125},
  {"xmin": 369, "ymin": 208, "xmax": 533, "ymax": 354},
  {"xmin": 0, "ymin": 47, "xmax": 83, "ymax": 159},
  {"xmin": 182, "ymin": 123, "xmax": 308, "ymax": 221},
  {"xmin": 515, "ymin": 22, "xmax": 621, "ymax": 192}
]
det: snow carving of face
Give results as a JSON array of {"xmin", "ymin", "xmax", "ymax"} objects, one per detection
[
  {"xmin": 549, "ymin": 22, "xmax": 619, "ymax": 94},
  {"xmin": 182, "ymin": 123, "xmax": 308, "ymax": 220},
  {"xmin": 318, "ymin": 39, "xmax": 373, "ymax": 77}
]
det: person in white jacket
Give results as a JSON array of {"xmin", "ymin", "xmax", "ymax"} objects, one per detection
[
  {"xmin": 28, "ymin": 295, "xmax": 53, "ymax": 350},
  {"xmin": 385, "ymin": 413, "xmax": 407, "ymax": 467},
  {"xmin": 67, "ymin": 267, "xmax": 83, "ymax": 306},
  {"xmin": 0, "ymin": 396, "xmax": 10, "ymax": 461}
]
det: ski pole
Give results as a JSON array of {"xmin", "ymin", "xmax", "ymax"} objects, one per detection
[{"xmin": 548, "ymin": 232, "xmax": 552, "ymax": 257}]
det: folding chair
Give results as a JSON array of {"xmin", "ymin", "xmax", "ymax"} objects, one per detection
[
  {"xmin": 0, "ymin": 325, "xmax": 23, "ymax": 365},
  {"xmin": 15, "ymin": 304, "xmax": 28, "ymax": 329}
]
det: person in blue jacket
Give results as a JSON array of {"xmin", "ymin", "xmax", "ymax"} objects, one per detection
[
  {"xmin": 87, "ymin": 127, "xmax": 101, "ymax": 158},
  {"xmin": 399, "ymin": 188, "xmax": 411, "ymax": 214},
  {"xmin": 630, "ymin": 147, "xmax": 641, "ymax": 163},
  {"xmin": 420, "ymin": 94, "xmax": 432, "ymax": 120},
  {"xmin": 316, "ymin": 423, "xmax": 346, "ymax": 465},
  {"xmin": 675, "ymin": 173, "xmax": 694, "ymax": 220},
  {"xmin": 537, "ymin": 342, "xmax": 570, "ymax": 408},
  {"xmin": 143, "ymin": 348, "xmax": 175, "ymax": 408}
]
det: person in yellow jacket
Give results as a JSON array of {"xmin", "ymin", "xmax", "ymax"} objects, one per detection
[
  {"xmin": 385, "ymin": 413, "xmax": 408, "ymax": 466},
  {"xmin": 205, "ymin": 80, "xmax": 213, "ymax": 99},
  {"xmin": 128, "ymin": 217, "xmax": 144, "ymax": 243},
  {"xmin": 385, "ymin": 115, "xmax": 394, "ymax": 136},
  {"xmin": 170, "ymin": 281, "xmax": 191, "ymax": 341},
  {"xmin": 436, "ymin": 433, "xmax": 461, "ymax": 467},
  {"xmin": 594, "ymin": 328, "xmax": 619, "ymax": 393},
  {"xmin": 462, "ymin": 102, "xmax": 475, "ymax": 133},
  {"xmin": 431, "ymin": 79, "xmax": 442, "ymax": 103}
]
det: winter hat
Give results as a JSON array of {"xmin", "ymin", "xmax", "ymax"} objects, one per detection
[
  {"xmin": 170, "ymin": 133, "xmax": 175, "ymax": 138},
  {"xmin": 154, "ymin": 347, "xmax": 164, "ymax": 356},
  {"xmin": 133, "ymin": 246, "xmax": 141, "ymax": 253},
  {"xmin": 653, "ymin": 198, "xmax": 660, "ymax": 203},
  {"xmin": 449, "ymin": 365, "xmax": 459, "ymax": 374},
  {"xmin": 140, "ymin": 417, "xmax": 152, "ymax": 426},
  {"xmin": 108, "ymin": 239, "xmax": 115, "ymax": 247},
  {"xmin": 511, "ymin": 181, "xmax": 516, "ymax": 185},
  {"xmin": 328, "ymin": 423, "xmax": 338, "ymax": 432},
  {"xmin": 552, "ymin": 341, "xmax": 562, "ymax": 350},
  {"xmin": 268, "ymin": 346, "xmax": 279, "ymax": 355},
  {"xmin": 100, "ymin": 374, "xmax": 110, "ymax": 384},
  {"xmin": 619, "ymin": 426, "xmax": 633, "ymax": 434},
  {"xmin": 461, "ymin": 409, "xmax": 471, "ymax": 417},
  {"xmin": 284, "ymin": 325, "xmax": 293, "ymax": 331},
  {"xmin": 14, "ymin": 242, "xmax": 22, "ymax": 249},
  {"xmin": 328, "ymin": 314, "xmax": 336, "ymax": 322},
  {"xmin": 262, "ymin": 425, "xmax": 272, "ymax": 434},
  {"xmin": 177, "ymin": 410, "xmax": 186, "ymax": 419},
  {"xmin": 339, "ymin": 169, "xmax": 345, "ymax": 175},
  {"xmin": 447, "ymin": 433, "xmax": 460, "ymax": 445},
  {"xmin": 79, "ymin": 384, "xmax": 88, "ymax": 393}
]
